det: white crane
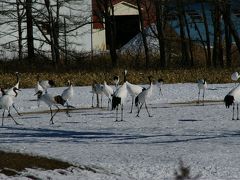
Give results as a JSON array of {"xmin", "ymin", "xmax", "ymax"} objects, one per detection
[
  {"xmin": 197, "ymin": 79, "xmax": 207, "ymax": 105},
  {"xmin": 5, "ymin": 72, "xmax": 21, "ymax": 116},
  {"xmin": 0, "ymin": 87, "xmax": 20, "ymax": 126},
  {"xmin": 224, "ymin": 84, "xmax": 240, "ymax": 120},
  {"xmin": 35, "ymin": 80, "xmax": 44, "ymax": 94},
  {"xmin": 61, "ymin": 80, "xmax": 74, "ymax": 116},
  {"xmin": 34, "ymin": 74, "xmax": 55, "ymax": 107},
  {"xmin": 91, "ymin": 81, "xmax": 104, "ymax": 108},
  {"xmin": 135, "ymin": 76, "xmax": 153, "ymax": 117},
  {"xmin": 102, "ymin": 81, "xmax": 114, "ymax": 110},
  {"xmin": 36, "ymin": 74, "xmax": 55, "ymax": 91},
  {"xmin": 156, "ymin": 78, "xmax": 164, "ymax": 96},
  {"xmin": 35, "ymin": 91, "xmax": 68, "ymax": 124},
  {"xmin": 126, "ymin": 80, "xmax": 144, "ymax": 113},
  {"xmin": 112, "ymin": 70, "xmax": 128, "ymax": 121},
  {"xmin": 34, "ymin": 81, "xmax": 44, "ymax": 107}
]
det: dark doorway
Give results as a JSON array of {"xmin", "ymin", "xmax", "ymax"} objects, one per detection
[{"xmin": 106, "ymin": 15, "xmax": 140, "ymax": 49}]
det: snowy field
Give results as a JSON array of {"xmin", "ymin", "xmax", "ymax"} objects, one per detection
[{"xmin": 0, "ymin": 82, "xmax": 239, "ymax": 179}]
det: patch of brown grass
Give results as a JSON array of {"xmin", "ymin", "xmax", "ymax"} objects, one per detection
[
  {"xmin": 0, "ymin": 150, "xmax": 72, "ymax": 176},
  {"xmin": 0, "ymin": 68, "xmax": 238, "ymax": 89}
]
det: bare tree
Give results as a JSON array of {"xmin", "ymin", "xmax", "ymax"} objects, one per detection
[
  {"xmin": 16, "ymin": 0, "xmax": 25, "ymax": 61},
  {"xmin": 223, "ymin": 0, "xmax": 232, "ymax": 67},
  {"xmin": 31, "ymin": 0, "xmax": 91, "ymax": 65},
  {"xmin": 94, "ymin": 0, "xmax": 118, "ymax": 67},
  {"xmin": 154, "ymin": 0, "xmax": 166, "ymax": 68},
  {"xmin": 136, "ymin": 0, "xmax": 150, "ymax": 68},
  {"xmin": 26, "ymin": 0, "xmax": 35, "ymax": 61},
  {"xmin": 201, "ymin": 2, "xmax": 212, "ymax": 67},
  {"xmin": 183, "ymin": 7, "xmax": 194, "ymax": 66},
  {"xmin": 212, "ymin": 1, "xmax": 223, "ymax": 67},
  {"xmin": 220, "ymin": 3, "xmax": 240, "ymax": 55},
  {"xmin": 177, "ymin": 1, "xmax": 190, "ymax": 67}
]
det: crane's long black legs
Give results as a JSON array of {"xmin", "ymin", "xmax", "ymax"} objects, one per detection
[
  {"xmin": 12, "ymin": 103, "xmax": 21, "ymax": 116},
  {"xmin": 145, "ymin": 102, "xmax": 152, "ymax": 117},
  {"xmin": 8, "ymin": 110, "xmax": 19, "ymax": 125},
  {"xmin": 197, "ymin": 90, "xmax": 200, "ymax": 103},
  {"xmin": 203, "ymin": 90, "xmax": 205, "ymax": 106},
  {"xmin": 136, "ymin": 104, "xmax": 143, "ymax": 117},
  {"xmin": 50, "ymin": 106, "xmax": 60, "ymax": 124},
  {"xmin": 65, "ymin": 102, "xmax": 71, "ymax": 117},
  {"xmin": 101, "ymin": 95, "xmax": 103, "ymax": 108},
  {"xmin": 115, "ymin": 106, "xmax": 119, "ymax": 122},
  {"xmin": 107, "ymin": 98, "xmax": 111, "ymax": 110},
  {"xmin": 159, "ymin": 88, "xmax": 163, "ymax": 96},
  {"xmin": 130, "ymin": 97, "xmax": 134, "ymax": 113},
  {"xmin": 91, "ymin": 94, "xmax": 94, "ymax": 108},
  {"xmin": 121, "ymin": 105, "xmax": 123, "ymax": 121},
  {"xmin": 237, "ymin": 104, "xmax": 239, "ymax": 120},
  {"xmin": 2, "ymin": 110, "xmax": 4, "ymax": 126},
  {"xmin": 233, "ymin": 105, "xmax": 235, "ymax": 120}
]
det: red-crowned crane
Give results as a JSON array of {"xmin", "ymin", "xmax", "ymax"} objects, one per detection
[
  {"xmin": 61, "ymin": 80, "xmax": 74, "ymax": 117},
  {"xmin": 135, "ymin": 76, "xmax": 153, "ymax": 117},
  {"xmin": 197, "ymin": 79, "xmax": 207, "ymax": 105},
  {"xmin": 102, "ymin": 81, "xmax": 114, "ymax": 110},
  {"xmin": 0, "ymin": 87, "xmax": 20, "ymax": 126},
  {"xmin": 5, "ymin": 72, "xmax": 21, "ymax": 116},
  {"xmin": 91, "ymin": 81, "xmax": 104, "ymax": 108},
  {"xmin": 126, "ymin": 80, "xmax": 144, "ymax": 113},
  {"xmin": 112, "ymin": 70, "xmax": 128, "ymax": 121},
  {"xmin": 35, "ymin": 91, "xmax": 68, "ymax": 124},
  {"xmin": 224, "ymin": 84, "xmax": 240, "ymax": 120}
]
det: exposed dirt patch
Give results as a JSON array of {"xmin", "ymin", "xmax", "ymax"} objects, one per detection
[{"xmin": 0, "ymin": 150, "xmax": 72, "ymax": 176}]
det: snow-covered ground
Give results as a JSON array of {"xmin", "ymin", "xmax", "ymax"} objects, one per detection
[{"xmin": 0, "ymin": 82, "xmax": 239, "ymax": 179}]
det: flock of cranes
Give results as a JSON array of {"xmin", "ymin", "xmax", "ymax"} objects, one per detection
[
  {"xmin": 92, "ymin": 70, "xmax": 156, "ymax": 121},
  {"xmin": 1, "ymin": 70, "xmax": 240, "ymax": 125}
]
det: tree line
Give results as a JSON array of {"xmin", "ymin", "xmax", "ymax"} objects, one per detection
[
  {"xmin": 94, "ymin": 0, "xmax": 240, "ymax": 69},
  {"xmin": 0, "ymin": 0, "xmax": 240, "ymax": 69},
  {"xmin": 0, "ymin": 0, "xmax": 90, "ymax": 69}
]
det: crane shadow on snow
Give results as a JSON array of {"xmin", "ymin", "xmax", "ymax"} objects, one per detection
[
  {"xmin": 152, "ymin": 101, "xmax": 224, "ymax": 109},
  {"xmin": 113, "ymin": 131, "xmax": 240, "ymax": 145},
  {"xmin": 178, "ymin": 119, "xmax": 203, "ymax": 122},
  {"xmin": 19, "ymin": 100, "xmax": 223, "ymax": 118},
  {"xmin": 170, "ymin": 99, "xmax": 223, "ymax": 105},
  {"xmin": 19, "ymin": 116, "xmax": 42, "ymax": 120},
  {"xmin": 1, "ymin": 126, "xmax": 240, "ymax": 145},
  {"xmin": 151, "ymin": 100, "xmax": 224, "ymax": 109},
  {"xmin": 21, "ymin": 107, "xmax": 109, "ymax": 116},
  {"xmin": 0, "ymin": 126, "xmax": 122, "ymax": 144},
  {"xmin": 19, "ymin": 108, "xmax": 115, "ymax": 120}
]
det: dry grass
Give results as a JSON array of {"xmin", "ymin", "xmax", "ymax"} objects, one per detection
[
  {"xmin": 0, "ymin": 150, "xmax": 72, "ymax": 176},
  {"xmin": 0, "ymin": 68, "xmax": 238, "ymax": 89}
]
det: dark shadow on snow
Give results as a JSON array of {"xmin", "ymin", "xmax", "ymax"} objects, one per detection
[
  {"xmin": 178, "ymin": 119, "xmax": 203, "ymax": 122},
  {"xmin": 1, "ymin": 126, "xmax": 240, "ymax": 146}
]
